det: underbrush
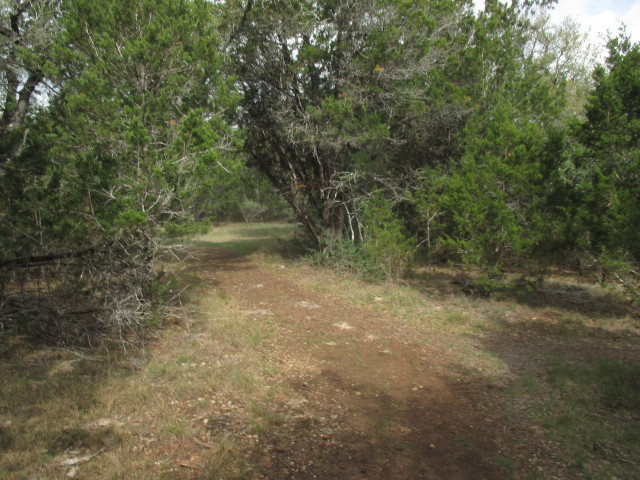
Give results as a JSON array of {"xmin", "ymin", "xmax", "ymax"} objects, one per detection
[
  {"xmin": 0, "ymin": 230, "xmax": 307, "ymax": 479},
  {"xmin": 163, "ymin": 218, "xmax": 213, "ymax": 237},
  {"xmin": 307, "ymin": 236, "xmax": 385, "ymax": 281}
]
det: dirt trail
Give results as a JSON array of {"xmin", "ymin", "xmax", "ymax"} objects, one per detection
[{"xmin": 190, "ymin": 246, "xmax": 548, "ymax": 480}]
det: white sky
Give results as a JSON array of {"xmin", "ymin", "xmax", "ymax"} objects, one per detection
[
  {"xmin": 474, "ymin": 1, "xmax": 640, "ymax": 57},
  {"xmin": 547, "ymin": 0, "xmax": 640, "ymax": 47}
]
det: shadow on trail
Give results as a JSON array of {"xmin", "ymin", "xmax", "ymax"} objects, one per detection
[
  {"xmin": 477, "ymin": 312, "xmax": 640, "ymax": 393},
  {"xmin": 472, "ymin": 314, "xmax": 640, "ymax": 479},
  {"xmin": 410, "ymin": 270, "xmax": 637, "ymax": 318},
  {"xmin": 187, "ymin": 245, "xmax": 257, "ymax": 273},
  {"xmin": 496, "ymin": 281, "xmax": 636, "ymax": 318},
  {"xmin": 216, "ymin": 223, "xmax": 301, "ymax": 239},
  {"xmin": 186, "ymin": 227, "xmax": 640, "ymax": 479},
  {"xmin": 265, "ymin": 343, "xmax": 514, "ymax": 480},
  {"xmin": 193, "ymin": 237, "xmax": 519, "ymax": 479}
]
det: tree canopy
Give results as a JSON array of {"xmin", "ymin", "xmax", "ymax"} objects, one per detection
[{"xmin": 1, "ymin": 0, "xmax": 638, "ymax": 342}]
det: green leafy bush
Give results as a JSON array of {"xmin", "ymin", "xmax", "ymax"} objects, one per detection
[
  {"xmin": 363, "ymin": 189, "xmax": 416, "ymax": 281},
  {"xmin": 164, "ymin": 219, "xmax": 212, "ymax": 238},
  {"xmin": 308, "ymin": 235, "xmax": 384, "ymax": 281},
  {"xmin": 238, "ymin": 199, "xmax": 269, "ymax": 223}
]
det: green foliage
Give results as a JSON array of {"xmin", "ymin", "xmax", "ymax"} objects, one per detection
[
  {"xmin": 469, "ymin": 275, "xmax": 505, "ymax": 297},
  {"xmin": 363, "ymin": 189, "xmax": 416, "ymax": 280},
  {"xmin": 238, "ymin": 199, "xmax": 268, "ymax": 224},
  {"xmin": 559, "ymin": 33, "xmax": 640, "ymax": 293},
  {"xmin": 3, "ymin": 0, "xmax": 638, "ymax": 342},
  {"xmin": 1, "ymin": 0, "xmax": 63, "ymax": 164},
  {"xmin": 0, "ymin": 0, "xmax": 240, "ymax": 339},
  {"xmin": 230, "ymin": 0, "xmax": 473, "ymax": 243},
  {"xmin": 58, "ymin": 0, "xmax": 237, "ymax": 231},
  {"xmin": 164, "ymin": 220, "xmax": 212, "ymax": 238},
  {"xmin": 308, "ymin": 236, "xmax": 384, "ymax": 282},
  {"xmin": 409, "ymin": 1, "xmax": 576, "ymax": 275},
  {"xmin": 433, "ymin": 117, "xmax": 547, "ymax": 270}
]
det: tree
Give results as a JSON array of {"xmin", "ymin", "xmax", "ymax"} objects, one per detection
[
  {"xmin": 564, "ymin": 32, "xmax": 640, "ymax": 285},
  {"xmin": 0, "ymin": 0, "xmax": 238, "ymax": 341},
  {"xmin": 227, "ymin": 0, "xmax": 473, "ymax": 245},
  {"xmin": 528, "ymin": 14, "xmax": 599, "ymax": 120},
  {"xmin": 0, "ymin": 0, "xmax": 63, "ymax": 175},
  {"xmin": 411, "ymin": 0, "xmax": 575, "ymax": 273}
]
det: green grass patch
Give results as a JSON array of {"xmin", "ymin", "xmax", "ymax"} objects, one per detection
[
  {"xmin": 595, "ymin": 360, "xmax": 640, "ymax": 411},
  {"xmin": 202, "ymin": 434, "xmax": 250, "ymax": 480},
  {"xmin": 455, "ymin": 435, "xmax": 479, "ymax": 450},
  {"xmin": 250, "ymin": 401, "xmax": 285, "ymax": 432},
  {"xmin": 511, "ymin": 356, "xmax": 640, "ymax": 479},
  {"xmin": 495, "ymin": 455, "xmax": 515, "ymax": 474},
  {"xmin": 547, "ymin": 357, "xmax": 640, "ymax": 412},
  {"xmin": 164, "ymin": 417, "xmax": 186, "ymax": 439},
  {"xmin": 444, "ymin": 310, "xmax": 468, "ymax": 325},
  {"xmin": 195, "ymin": 222, "xmax": 301, "ymax": 257}
]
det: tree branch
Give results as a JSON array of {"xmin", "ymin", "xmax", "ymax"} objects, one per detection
[{"xmin": 0, "ymin": 243, "xmax": 111, "ymax": 269}]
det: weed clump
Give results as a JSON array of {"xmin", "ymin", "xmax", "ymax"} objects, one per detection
[{"xmin": 308, "ymin": 236, "xmax": 384, "ymax": 281}]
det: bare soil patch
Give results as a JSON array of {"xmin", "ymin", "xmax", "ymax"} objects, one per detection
[{"xmin": 185, "ymin": 246, "xmax": 566, "ymax": 479}]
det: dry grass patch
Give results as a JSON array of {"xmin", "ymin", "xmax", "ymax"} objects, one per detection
[
  {"xmin": 0, "ymin": 255, "xmax": 298, "ymax": 479},
  {"xmin": 0, "ymin": 345, "xmax": 132, "ymax": 479}
]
